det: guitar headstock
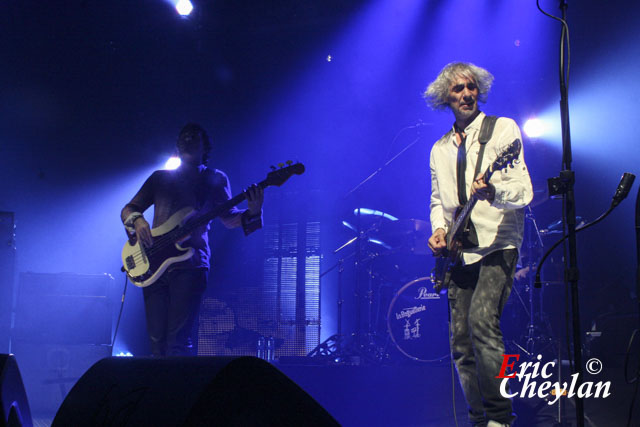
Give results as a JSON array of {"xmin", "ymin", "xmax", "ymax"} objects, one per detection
[
  {"xmin": 263, "ymin": 161, "xmax": 305, "ymax": 188},
  {"xmin": 491, "ymin": 139, "xmax": 521, "ymax": 173}
]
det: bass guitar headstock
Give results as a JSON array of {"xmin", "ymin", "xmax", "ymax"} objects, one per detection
[{"xmin": 263, "ymin": 161, "xmax": 306, "ymax": 188}]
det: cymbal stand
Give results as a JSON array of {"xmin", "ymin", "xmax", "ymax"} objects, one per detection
[
  {"xmin": 318, "ymin": 251, "xmax": 354, "ymax": 361},
  {"xmin": 354, "ymin": 208, "xmax": 363, "ymax": 348},
  {"xmin": 315, "ymin": 220, "xmax": 381, "ymax": 364},
  {"xmin": 522, "ymin": 207, "xmax": 555, "ymax": 358},
  {"xmin": 361, "ymin": 249, "xmax": 391, "ymax": 363},
  {"xmin": 338, "ymin": 259, "xmax": 344, "ymax": 340}
]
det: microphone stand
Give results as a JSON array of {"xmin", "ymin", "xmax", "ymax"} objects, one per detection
[
  {"xmin": 344, "ymin": 127, "xmax": 425, "ymax": 199},
  {"xmin": 559, "ymin": 0, "xmax": 583, "ymax": 421},
  {"xmin": 537, "ymin": 0, "xmax": 583, "ymax": 425}
]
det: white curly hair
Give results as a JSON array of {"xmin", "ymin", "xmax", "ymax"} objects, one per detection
[{"xmin": 423, "ymin": 62, "xmax": 494, "ymax": 110}]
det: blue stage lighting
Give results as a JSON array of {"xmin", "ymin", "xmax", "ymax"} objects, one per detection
[
  {"xmin": 523, "ymin": 118, "xmax": 546, "ymax": 138},
  {"xmin": 175, "ymin": 0, "xmax": 193, "ymax": 16},
  {"xmin": 164, "ymin": 156, "xmax": 181, "ymax": 170}
]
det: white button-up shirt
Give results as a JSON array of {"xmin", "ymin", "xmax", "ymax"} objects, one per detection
[{"xmin": 429, "ymin": 112, "xmax": 534, "ymax": 264}]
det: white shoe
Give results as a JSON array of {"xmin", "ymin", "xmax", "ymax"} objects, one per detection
[{"xmin": 487, "ymin": 421, "xmax": 509, "ymax": 427}]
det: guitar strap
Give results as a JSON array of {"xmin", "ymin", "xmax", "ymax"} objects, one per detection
[
  {"xmin": 474, "ymin": 114, "xmax": 498, "ymax": 177},
  {"xmin": 458, "ymin": 115, "xmax": 498, "ymax": 249}
]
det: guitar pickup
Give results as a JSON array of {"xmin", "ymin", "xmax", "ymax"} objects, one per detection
[{"xmin": 125, "ymin": 255, "xmax": 136, "ymax": 270}]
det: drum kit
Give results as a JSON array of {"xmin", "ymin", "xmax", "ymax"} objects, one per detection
[
  {"xmin": 313, "ymin": 201, "xmax": 571, "ymax": 365},
  {"xmin": 315, "ymin": 207, "xmax": 449, "ymax": 364}
]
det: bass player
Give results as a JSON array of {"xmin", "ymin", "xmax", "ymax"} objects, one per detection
[{"xmin": 121, "ymin": 123, "xmax": 263, "ymax": 357}]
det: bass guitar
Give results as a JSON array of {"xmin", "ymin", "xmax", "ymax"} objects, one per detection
[
  {"xmin": 121, "ymin": 162, "xmax": 305, "ymax": 287},
  {"xmin": 431, "ymin": 139, "xmax": 521, "ymax": 292}
]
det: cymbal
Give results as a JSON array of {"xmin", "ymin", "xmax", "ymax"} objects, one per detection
[
  {"xmin": 540, "ymin": 215, "xmax": 586, "ymax": 235},
  {"xmin": 376, "ymin": 219, "xmax": 430, "ymax": 255},
  {"xmin": 353, "ymin": 208, "xmax": 398, "ymax": 221}
]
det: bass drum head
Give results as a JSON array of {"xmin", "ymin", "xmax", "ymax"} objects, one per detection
[{"xmin": 387, "ymin": 277, "xmax": 449, "ymax": 362}]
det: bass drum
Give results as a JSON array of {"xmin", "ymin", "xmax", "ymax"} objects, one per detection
[{"xmin": 387, "ymin": 277, "xmax": 449, "ymax": 362}]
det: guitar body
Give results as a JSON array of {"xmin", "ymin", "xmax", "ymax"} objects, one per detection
[
  {"xmin": 121, "ymin": 206, "xmax": 196, "ymax": 287},
  {"xmin": 430, "ymin": 139, "xmax": 522, "ymax": 293},
  {"xmin": 120, "ymin": 162, "xmax": 306, "ymax": 288}
]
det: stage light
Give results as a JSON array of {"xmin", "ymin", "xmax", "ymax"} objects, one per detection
[
  {"xmin": 175, "ymin": 0, "xmax": 193, "ymax": 16},
  {"xmin": 164, "ymin": 156, "xmax": 181, "ymax": 170},
  {"xmin": 523, "ymin": 118, "xmax": 546, "ymax": 138},
  {"xmin": 114, "ymin": 351, "xmax": 134, "ymax": 357}
]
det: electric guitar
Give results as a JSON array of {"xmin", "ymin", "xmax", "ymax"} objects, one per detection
[
  {"xmin": 121, "ymin": 162, "xmax": 305, "ymax": 287},
  {"xmin": 431, "ymin": 139, "xmax": 522, "ymax": 292}
]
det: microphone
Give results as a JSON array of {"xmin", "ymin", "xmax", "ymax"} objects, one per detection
[{"xmin": 612, "ymin": 172, "xmax": 636, "ymax": 207}]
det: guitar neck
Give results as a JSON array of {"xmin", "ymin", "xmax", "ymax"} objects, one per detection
[
  {"xmin": 180, "ymin": 179, "xmax": 268, "ymax": 236},
  {"xmin": 447, "ymin": 166, "xmax": 495, "ymax": 246}
]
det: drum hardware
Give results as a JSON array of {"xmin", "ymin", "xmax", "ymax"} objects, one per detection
[
  {"xmin": 539, "ymin": 216, "xmax": 585, "ymax": 236},
  {"xmin": 316, "ymin": 210, "xmax": 437, "ymax": 364},
  {"xmin": 375, "ymin": 218, "xmax": 430, "ymax": 255},
  {"xmin": 510, "ymin": 207, "xmax": 557, "ymax": 359},
  {"xmin": 333, "ymin": 123, "xmax": 427, "ymax": 362},
  {"xmin": 315, "ymin": 208, "xmax": 397, "ymax": 364}
]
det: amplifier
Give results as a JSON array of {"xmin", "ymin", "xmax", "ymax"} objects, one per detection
[{"xmin": 13, "ymin": 272, "xmax": 114, "ymax": 345}]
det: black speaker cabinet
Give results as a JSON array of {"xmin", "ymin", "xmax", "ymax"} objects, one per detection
[
  {"xmin": 0, "ymin": 354, "xmax": 32, "ymax": 427},
  {"xmin": 52, "ymin": 356, "xmax": 338, "ymax": 427}
]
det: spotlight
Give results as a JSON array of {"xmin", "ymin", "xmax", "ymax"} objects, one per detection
[
  {"xmin": 164, "ymin": 156, "xmax": 181, "ymax": 170},
  {"xmin": 114, "ymin": 351, "xmax": 134, "ymax": 357},
  {"xmin": 175, "ymin": 0, "xmax": 193, "ymax": 16},
  {"xmin": 523, "ymin": 118, "xmax": 546, "ymax": 138}
]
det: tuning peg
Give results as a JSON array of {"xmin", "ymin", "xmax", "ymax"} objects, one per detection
[
  {"xmin": 270, "ymin": 165, "xmax": 277, "ymax": 171},
  {"xmin": 286, "ymin": 160, "xmax": 293, "ymax": 166},
  {"xmin": 278, "ymin": 162, "xmax": 285, "ymax": 168}
]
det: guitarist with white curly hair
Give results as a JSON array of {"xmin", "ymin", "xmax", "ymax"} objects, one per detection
[{"xmin": 424, "ymin": 62, "xmax": 533, "ymax": 427}]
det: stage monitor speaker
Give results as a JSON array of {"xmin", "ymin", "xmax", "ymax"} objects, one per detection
[
  {"xmin": 0, "ymin": 354, "xmax": 32, "ymax": 427},
  {"xmin": 52, "ymin": 356, "xmax": 338, "ymax": 427}
]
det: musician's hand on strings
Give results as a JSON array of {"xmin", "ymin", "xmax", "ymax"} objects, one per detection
[
  {"xmin": 134, "ymin": 217, "xmax": 153, "ymax": 248},
  {"xmin": 245, "ymin": 184, "xmax": 264, "ymax": 216},
  {"xmin": 471, "ymin": 173, "xmax": 496, "ymax": 202},
  {"xmin": 428, "ymin": 228, "xmax": 447, "ymax": 256}
]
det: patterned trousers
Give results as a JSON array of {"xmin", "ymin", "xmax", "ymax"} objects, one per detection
[{"xmin": 448, "ymin": 249, "xmax": 518, "ymax": 426}]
